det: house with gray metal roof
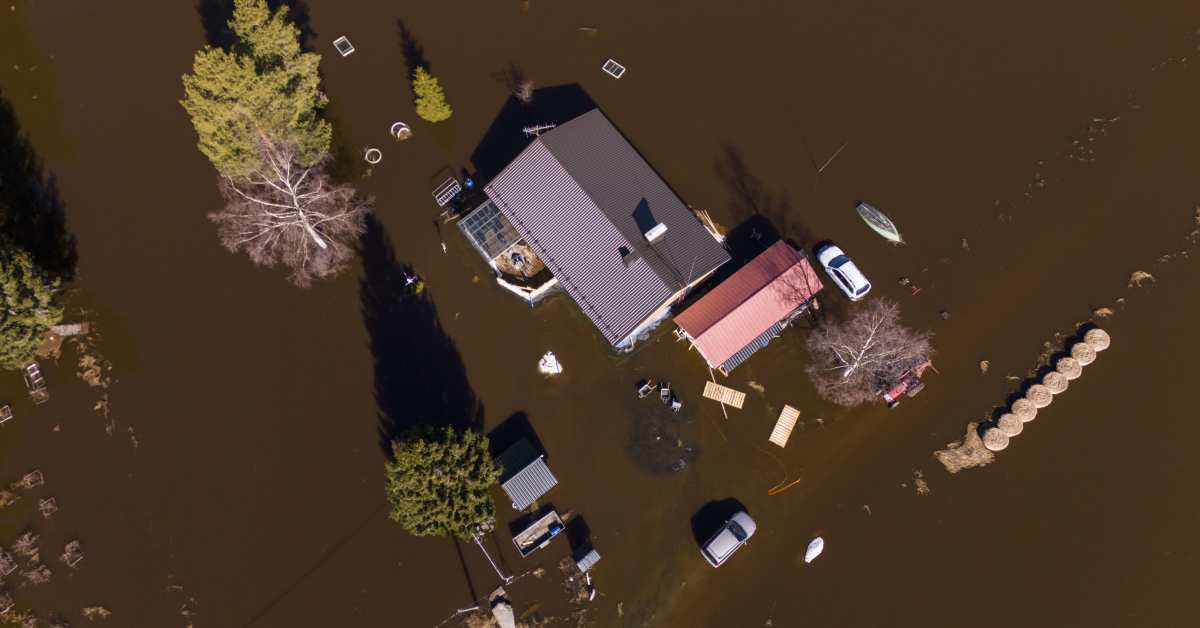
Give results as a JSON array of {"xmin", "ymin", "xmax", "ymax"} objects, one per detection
[{"xmin": 482, "ymin": 109, "xmax": 730, "ymax": 348}]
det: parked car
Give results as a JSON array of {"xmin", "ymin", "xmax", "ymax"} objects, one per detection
[
  {"xmin": 701, "ymin": 511, "xmax": 757, "ymax": 567},
  {"xmin": 815, "ymin": 243, "xmax": 872, "ymax": 301}
]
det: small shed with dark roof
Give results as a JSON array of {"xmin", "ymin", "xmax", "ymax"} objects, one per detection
[
  {"xmin": 674, "ymin": 241, "xmax": 823, "ymax": 374},
  {"xmin": 496, "ymin": 438, "xmax": 558, "ymax": 511},
  {"xmin": 484, "ymin": 109, "xmax": 730, "ymax": 348}
]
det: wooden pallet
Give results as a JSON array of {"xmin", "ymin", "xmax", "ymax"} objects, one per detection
[
  {"xmin": 702, "ymin": 381, "xmax": 746, "ymax": 409},
  {"xmin": 769, "ymin": 405, "xmax": 800, "ymax": 448}
]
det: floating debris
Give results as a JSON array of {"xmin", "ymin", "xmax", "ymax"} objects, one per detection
[
  {"xmin": 60, "ymin": 540, "xmax": 83, "ymax": 568},
  {"xmin": 13, "ymin": 531, "xmax": 39, "ymax": 557},
  {"xmin": 18, "ymin": 469, "xmax": 45, "ymax": 490},
  {"xmin": 1127, "ymin": 270, "xmax": 1155, "ymax": 287},
  {"xmin": 1056, "ymin": 356, "xmax": 1082, "ymax": 380},
  {"xmin": 0, "ymin": 489, "xmax": 18, "ymax": 509},
  {"xmin": 934, "ymin": 421, "xmax": 995, "ymax": 473},
  {"xmin": 978, "ymin": 360, "xmax": 990, "ymax": 375},
  {"xmin": 1092, "ymin": 307, "xmax": 1114, "ymax": 319},
  {"xmin": 22, "ymin": 562, "xmax": 52, "ymax": 585},
  {"xmin": 389, "ymin": 121, "xmax": 411, "ymax": 141},
  {"xmin": 1070, "ymin": 342, "xmax": 1097, "ymax": 366},
  {"xmin": 804, "ymin": 537, "xmax": 825, "ymax": 563},
  {"xmin": 81, "ymin": 606, "xmax": 112, "ymax": 620},
  {"xmin": 38, "ymin": 497, "xmax": 58, "ymax": 519},
  {"xmin": 912, "ymin": 470, "xmax": 932, "ymax": 496},
  {"xmin": 537, "ymin": 351, "xmax": 563, "ymax": 376},
  {"xmin": 746, "ymin": 381, "xmax": 766, "ymax": 394},
  {"xmin": 0, "ymin": 548, "xmax": 16, "ymax": 577}
]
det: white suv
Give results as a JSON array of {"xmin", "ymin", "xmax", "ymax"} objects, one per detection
[{"xmin": 816, "ymin": 243, "xmax": 872, "ymax": 301}]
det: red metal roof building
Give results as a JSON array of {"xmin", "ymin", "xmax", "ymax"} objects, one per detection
[{"xmin": 674, "ymin": 241, "xmax": 824, "ymax": 374}]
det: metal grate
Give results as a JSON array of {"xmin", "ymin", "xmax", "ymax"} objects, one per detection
[
  {"xmin": 601, "ymin": 59, "xmax": 626, "ymax": 79},
  {"xmin": 333, "ymin": 36, "xmax": 355, "ymax": 57}
]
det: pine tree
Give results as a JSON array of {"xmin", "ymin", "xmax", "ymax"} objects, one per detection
[
  {"xmin": 384, "ymin": 426, "xmax": 500, "ymax": 539},
  {"xmin": 412, "ymin": 67, "xmax": 453, "ymax": 123},
  {"xmin": 181, "ymin": 0, "xmax": 330, "ymax": 178},
  {"xmin": 0, "ymin": 240, "xmax": 62, "ymax": 370}
]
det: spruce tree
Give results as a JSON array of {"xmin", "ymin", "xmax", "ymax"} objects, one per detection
[
  {"xmin": 384, "ymin": 426, "xmax": 500, "ymax": 539},
  {"xmin": 181, "ymin": 0, "xmax": 330, "ymax": 178},
  {"xmin": 0, "ymin": 240, "xmax": 62, "ymax": 370},
  {"xmin": 412, "ymin": 67, "xmax": 453, "ymax": 123}
]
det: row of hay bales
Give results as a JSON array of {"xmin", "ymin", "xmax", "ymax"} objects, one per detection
[{"xmin": 982, "ymin": 328, "xmax": 1111, "ymax": 452}]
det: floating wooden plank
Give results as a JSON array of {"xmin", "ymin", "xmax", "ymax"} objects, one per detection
[
  {"xmin": 769, "ymin": 405, "xmax": 800, "ymax": 448},
  {"xmin": 702, "ymin": 381, "xmax": 746, "ymax": 409}
]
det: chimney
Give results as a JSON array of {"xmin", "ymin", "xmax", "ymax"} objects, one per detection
[{"xmin": 643, "ymin": 222, "xmax": 668, "ymax": 243}]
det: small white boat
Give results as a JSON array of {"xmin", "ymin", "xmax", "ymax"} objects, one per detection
[
  {"xmin": 537, "ymin": 351, "xmax": 563, "ymax": 376},
  {"xmin": 804, "ymin": 536, "xmax": 824, "ymax": 564}
]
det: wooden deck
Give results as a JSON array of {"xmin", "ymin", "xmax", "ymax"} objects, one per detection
[
  {"xmin": 702, "ymin": 381, "xmax": 746, "ymax": 409},
  {"xmin": 769, "ymin": 405, "xmax": 801, "ymax": 448}
]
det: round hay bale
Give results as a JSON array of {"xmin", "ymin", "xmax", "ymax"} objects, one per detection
[
  {"xmin": 983, "ymin": 428, "xmax": 1010, "ymax": 452},
  {"xmin": 1012, "ymin": 398, "xmax": 1038, "ymax": 423},
  {"xmin": 1084, "ymin": 328, "xmax": 1111, "ymax": 351},
  {"xmin": 1070, "ymin": 342, "xmax": 1097, "ymax": 366},
  {"xmin": 997, "ymin": 413, "xmax": 1023, "ymax": 437},
  {"xmin": 1026, "ymin": 384, "xmax": 1053, "ymax": 408},
  {"xmin": 1056, "ymin": 356, "xmax": 1082, "ymax": 380},
  {"xmin": 1042, "ymin": 371, "xmax": 1069, "ymax": 394}
]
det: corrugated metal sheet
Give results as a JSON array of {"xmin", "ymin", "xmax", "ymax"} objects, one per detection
[
  {"xmin": 485, "ymin": 109, "xmax": 730, "ymax": 346},
  {"xmin": 501, "ymin": 456, "xmax": 558, "ymax": 511},
  {"xmin": 718, "ymin": 320, "xmax": 785, "ymax": 374},
  {"xmin": 676, "ymin": 241, "xmax": 823, "ymax": 372}
]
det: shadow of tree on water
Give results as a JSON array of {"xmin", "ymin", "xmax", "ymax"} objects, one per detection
[
  {"xmin": 358, "ymin": 215, "xmax": 483, "ymax": 459},
  {"xmin": 396, "ymin": 19, "xmax": 431, "ymax": 79},
  {"xmin": 469, "ymin": 84, "xmax": 598, "ymax": 183},
  {"xmin": 717, "ymin": 144, "xmax": 816, "ymax": 253},
  {"xmin": 0, "ymin": 91, "xmax": 77, "ymax": 282},
  {"xmin": 196, "ymin": 0, "xmax": 316, "ymax": 51}
]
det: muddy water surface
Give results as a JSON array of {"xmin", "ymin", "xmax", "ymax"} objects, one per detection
[{"xmin": 2, "ymin": 1, "xmax": 1199, "ymax": 626}]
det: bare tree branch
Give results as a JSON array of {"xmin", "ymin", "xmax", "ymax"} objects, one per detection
[
  {"xmin": 805, "ymin": 298, "xmax": 932, "ymax": 406},
  {"xmin": 209, "ymin": 136, "xmax": 371, "ymax": 287}
]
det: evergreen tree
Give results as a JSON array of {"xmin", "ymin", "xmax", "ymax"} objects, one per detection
[
  {"xmin": 412, "ymin": 67, "xmax": 453, "ymax": 123},
  {"xmin": 384, "ymin": 426, "xmax": 500, "ymax": 539},
  {"xmin": 0, "ymin": 240, "xmax": 62, "ymax": 370},
  {"xmin": 181, "ymin": 0, "xmax": 330, "ymax": 178}
]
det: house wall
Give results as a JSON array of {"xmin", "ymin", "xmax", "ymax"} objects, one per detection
[{"xmin": 617, "ymin": 265, "xmax": 723, "ymax": 349}]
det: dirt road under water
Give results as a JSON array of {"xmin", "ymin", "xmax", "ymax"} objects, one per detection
[{"xmin": 3, "ymin": 1, "xmax": 1200, "ymax": 626}]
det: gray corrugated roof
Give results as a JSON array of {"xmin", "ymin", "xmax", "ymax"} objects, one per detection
[
  {"xmin": 501, "ymin": 457, "xmax": 558, "ymax": 511},
  {"xmin": 485, "ymin": 109, "xmax": 730, "ymax": 346}
]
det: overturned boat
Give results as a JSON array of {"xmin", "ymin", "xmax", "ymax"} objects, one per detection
[{"xmin": 855, "ymin": 202, "xmax": 904, "ymax": 244}]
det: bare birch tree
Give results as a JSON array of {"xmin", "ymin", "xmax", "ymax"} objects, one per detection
[
  {"xmin": 805, "ymin": 298, "xmax": 932, "ymax": 406},
  {"xmin": 210, "ymin": 138, "xmax": 370, "ymax": 287}
]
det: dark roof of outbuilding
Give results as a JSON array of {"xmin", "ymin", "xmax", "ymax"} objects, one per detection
[{"xmin": 484, "ymin": 109, "xmax": 730, "ymax": 345}]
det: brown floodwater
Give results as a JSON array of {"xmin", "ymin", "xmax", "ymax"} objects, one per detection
[{"xmin": 2, "ymin": 0, "xmax": 1200, "ymax": 626}]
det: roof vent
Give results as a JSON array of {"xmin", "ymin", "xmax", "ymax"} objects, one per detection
[{"xmin": 644, "ymin": 223, "xmax": 668, "ymax": 243}]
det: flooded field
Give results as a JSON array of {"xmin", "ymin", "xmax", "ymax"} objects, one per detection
[{"xmin": 3, "ymin": 0, "xmax": 1200, "ymax": 626}]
